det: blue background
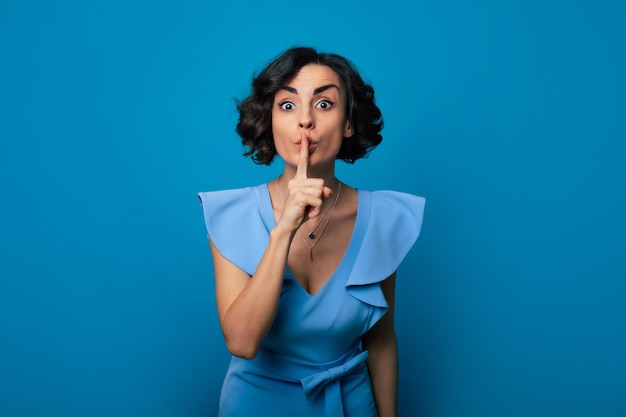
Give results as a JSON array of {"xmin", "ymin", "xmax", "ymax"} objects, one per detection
[{"xmin": 1, "ymin": 0, "xmax": 625, "ymax": 416}]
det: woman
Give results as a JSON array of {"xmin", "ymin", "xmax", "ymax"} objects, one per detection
[{"xmin": 198, "ymin": 47, "xmax": 425, "ymax": 417}]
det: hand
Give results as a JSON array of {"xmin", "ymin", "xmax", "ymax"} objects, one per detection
[{"xmin": 276, "ymin": 134, "xmax": 332, "ymax": 234}]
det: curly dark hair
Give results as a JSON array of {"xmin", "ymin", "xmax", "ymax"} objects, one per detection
[{"xmin": 236, "ymin": 47, "xmax": 383, "ymax": 165}]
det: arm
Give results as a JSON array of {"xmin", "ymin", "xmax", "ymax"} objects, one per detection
[
  {"xmin": 210, "ymin": 225, "xmax": 292, "ymax": 359},
  {"xmin": 362, "ymin": 272, "xmax": 398, "ymax": 417},
  {"xmin": 211, "ymin": 134, "xmax": 330, "ymax": 359}
]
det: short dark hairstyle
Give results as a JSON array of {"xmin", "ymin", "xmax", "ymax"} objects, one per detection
[{"xmin": 236, "ymin": 47, "xmax": 383, "ymax": 165}]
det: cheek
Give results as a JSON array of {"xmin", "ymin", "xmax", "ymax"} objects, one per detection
[
  {"xmin": 271, "ymin": 121, "xmax": 289, "ymax": 143},
  {"xmin": 271, "ymin": 118, "xmax": 291, "ymax": 152},
  {"xmin": 271, "ymin": 110, "xmax": 292, "ymax": 131}
]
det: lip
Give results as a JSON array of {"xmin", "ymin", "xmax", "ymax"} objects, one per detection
[{"xmin": 295, "ymin": 141, "xmax": 317, "ymax": 152}]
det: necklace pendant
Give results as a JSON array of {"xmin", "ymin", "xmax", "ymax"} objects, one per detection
[{"xmin": 308, "ymin": 232, "xmax": 316, "ymax": 239}]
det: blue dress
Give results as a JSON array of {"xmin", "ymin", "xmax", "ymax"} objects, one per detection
[{"xmin": 198, "ymin": 184, "xmax": 425, "ymax": 417}]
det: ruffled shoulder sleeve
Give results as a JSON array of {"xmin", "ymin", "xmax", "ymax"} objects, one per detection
[
  {"xmin": 346, "ymin": 190, "xmax": 425, "ymax": 328},
  {"xmin": 197, "ymin": 186, "xmax": 271, "ymax": 275}
]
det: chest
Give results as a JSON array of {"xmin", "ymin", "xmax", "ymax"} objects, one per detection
[
  {"xmin": 287, "ymin": 207, "xmax": 356, "ymax": 296},
  {"xmin": 263, "ymin": 265, "xmax": 372, "ymax": 361}
]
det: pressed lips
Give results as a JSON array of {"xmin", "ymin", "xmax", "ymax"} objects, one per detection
[{"xmin": 295, "ymin": 140, "xmax": 317, "ymax": 152}]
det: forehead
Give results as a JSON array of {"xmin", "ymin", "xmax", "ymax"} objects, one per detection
[{"xmin": 286, "ymin": 64, "xmax": 343, "ymax": 92}]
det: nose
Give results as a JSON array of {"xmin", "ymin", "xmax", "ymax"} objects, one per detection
[{"xmin": 298, "ymin": 108, "xmax": 314, "ymax": 130}]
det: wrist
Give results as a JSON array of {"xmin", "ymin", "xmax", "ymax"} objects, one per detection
[{"xmin": 270, "ymin": 224, "xmax": 296, "ymax": 242}]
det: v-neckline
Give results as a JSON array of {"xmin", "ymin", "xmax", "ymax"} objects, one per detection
[{"xmin": 258, "ymin": 183, "xmax": 364, "ymax": 298}]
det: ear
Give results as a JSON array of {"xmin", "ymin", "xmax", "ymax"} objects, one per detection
[{"xmin": 344, "ymin": 120, "xmax": 354, "ymax": 138}]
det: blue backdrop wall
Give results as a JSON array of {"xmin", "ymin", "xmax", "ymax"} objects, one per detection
[{"xmin": 1, "ymin": 1, "xmax": 625, "ymax": 416}]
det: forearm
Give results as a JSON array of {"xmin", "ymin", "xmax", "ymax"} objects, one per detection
[
  {"xmin": 366, "ymin": 335, "xmax": 398, "ymax": 417},
  {"xmin": 216, "ymin": 155, "xmax": 326, "ymax": 358},
  {"xmin": 218, "ymin": 226, "xmax": 293, "ymax": 358}
]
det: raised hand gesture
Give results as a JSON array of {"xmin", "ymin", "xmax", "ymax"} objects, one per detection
[{"xmin": 275, "ymin": 133, "xmax": 332, "ymax": 235}]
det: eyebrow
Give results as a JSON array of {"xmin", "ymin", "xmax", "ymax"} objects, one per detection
[{"xmin": 280, "ymin": 84, "xmax": 340, "ymax": 95}]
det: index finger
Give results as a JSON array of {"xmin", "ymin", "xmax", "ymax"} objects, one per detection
[{"xmin": 295, "ymin": 134, "xmax": 309, "ymax": 179}]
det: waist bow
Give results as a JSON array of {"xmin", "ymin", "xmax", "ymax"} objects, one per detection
[{"xmin": 300, "ymin": 350, "xmax": 369, "ymax": 417}]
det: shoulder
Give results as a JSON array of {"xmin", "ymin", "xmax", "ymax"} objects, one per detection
[
  {"xmin": 198, "ymin": 184, "xmax": 269, "ymax": 221},
  {"xmin": 197, "ymin": 183, "xmax": 270, "ymax": 226},
  {"xmin": 369, "ymin": 189, "xmax": 425, "ymax": 212},
  {"xmin": 363, "ymin": 190, "xmax": 425, "ymax": 235},
  {"xmin": 345, "ymin": 190, "xmax": 425, "ymax": 322},
  {"xmin": 198, "ymin": 185, "xmax": 261, "ymax": 208},
  {"xmin": 197, "ymin": 184, "xmax": 270, "ymax": 275},
  {"xmin": 351, "ymin": 188, "xmax": 426, "ymax": 271}
]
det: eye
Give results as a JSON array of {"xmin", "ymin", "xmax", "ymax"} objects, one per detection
[
  {"xmin": 278, "ymin": 101, "xmax": 295, "ymax": 110},
  {"xmin": 315, "ymin": 100, "xmax": 334, "ymax": 110}
]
